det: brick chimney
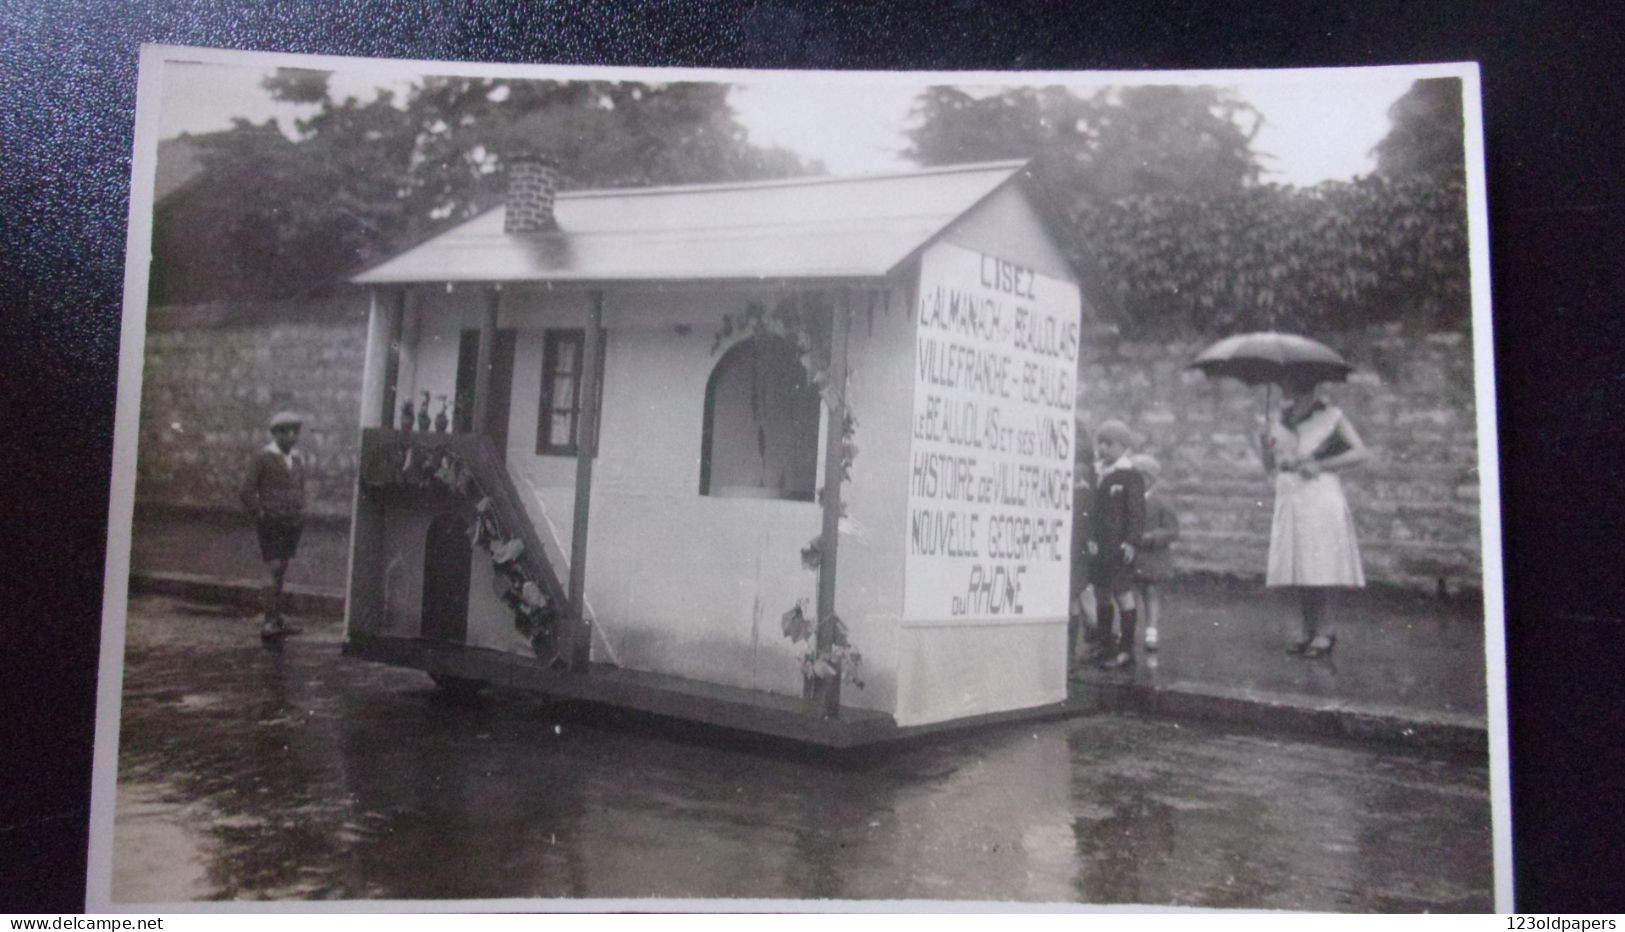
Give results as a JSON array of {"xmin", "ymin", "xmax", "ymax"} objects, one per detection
[{"xmin": 503, "ymin": 148, "xmax": 561, "ymax": 234}]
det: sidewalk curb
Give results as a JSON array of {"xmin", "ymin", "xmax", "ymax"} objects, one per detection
[
  {"xmin": 130, "ymin": 571, "xmax": 346, "ymax": 619},
  {"xmin": 1074, "ymin": 677, "xmax": 1487, "ymax": 753}
]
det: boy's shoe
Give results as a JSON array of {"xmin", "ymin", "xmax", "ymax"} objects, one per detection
[
  {"xmin": 1144, "ymin": 627, "xmax": 1159, "ymax": 651},
  {"xmin": 260, "ymin": 615, "xmax": 301, "ymax": 640},
  {"xmin": 1100, "ymin": 651, "xmax": 1135, "ymax": 670}
]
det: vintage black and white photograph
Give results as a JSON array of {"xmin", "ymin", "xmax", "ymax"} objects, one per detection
[{"xmin": 88, "ymin": 46, "xmax": 1505, "ymax": 910}]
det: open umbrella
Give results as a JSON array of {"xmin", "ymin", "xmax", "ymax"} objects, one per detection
[
  {"xmin": 1189, "ymin": 331, "xmax": 1353, "ymax": 387},
  {"xmin": 1188, "ymin": 331, "xmax": 1353, "ymax": 428}
]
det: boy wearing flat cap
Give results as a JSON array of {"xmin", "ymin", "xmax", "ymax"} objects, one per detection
[
  {"xmin": 1087, "ymin": 419, "xmax": 1146, "ymax": 669},
  {"xmin": 241, "ymin": 410, "xmax": 307, "ymax": 640}
]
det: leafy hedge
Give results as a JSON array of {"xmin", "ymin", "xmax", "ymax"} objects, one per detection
[{"xmin": 1072, "ymin": 173, "xmax": 1470, "ymax": 335}]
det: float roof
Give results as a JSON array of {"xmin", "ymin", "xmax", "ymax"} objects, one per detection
[{"xmin": 352, "ymin": 160, "xmax": 1033, "ymax": 285}]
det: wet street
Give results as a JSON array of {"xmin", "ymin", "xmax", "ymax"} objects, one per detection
[{"xmin": 112, "ymin": 595, "xmax": 1493, "ymax": 909}]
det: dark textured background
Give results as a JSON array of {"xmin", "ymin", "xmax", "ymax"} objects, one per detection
[{"xmin": 2, "ymin": 0, "xmax": 1622, "ymax": 912}]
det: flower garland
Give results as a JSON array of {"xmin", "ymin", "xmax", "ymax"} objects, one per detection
[{"xmin": 374, "ymin": 440, "xmax": 562, "ymax": 663}]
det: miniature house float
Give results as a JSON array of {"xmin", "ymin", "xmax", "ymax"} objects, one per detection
[{"xmin": 345, "ymin": 155, "xmax": 1087, "ymax": 745}]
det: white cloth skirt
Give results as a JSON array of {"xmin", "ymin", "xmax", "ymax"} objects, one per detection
[{"xmin": 1266, "ymin": 471, "xmax": 1365, "ymax": 587}]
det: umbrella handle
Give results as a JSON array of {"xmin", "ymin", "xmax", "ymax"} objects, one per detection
[{"xmin": 1263, "ymin": 382, "xmax": 1274, "ymax": 444}]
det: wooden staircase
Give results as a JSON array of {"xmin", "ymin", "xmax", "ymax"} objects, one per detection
[
  {"xmin": 508, "ymin": 469, "xmax": 619, "ymax": 666},
  {"xmin": 357, "ymin": 428, "xmax": 586, "ymax": 665}
]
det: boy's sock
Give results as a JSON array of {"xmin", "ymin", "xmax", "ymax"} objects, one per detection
[
  {"xmin": 1092, "ymin": 599, "xmax": 1116, "ymax": 655},
  {"xmin": 1118, "ymin": 607, "xmax": 1138, "ymax": 657}
]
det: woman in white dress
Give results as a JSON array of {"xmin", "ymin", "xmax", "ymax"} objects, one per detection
[{"xmin": 1261, "ymin": 375, "xmax": 1370, "ymax": 657}]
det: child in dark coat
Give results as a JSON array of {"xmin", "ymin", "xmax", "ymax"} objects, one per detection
[{"xmin": 1088, "ymin": 420, "xmax": 1146, "ymax": 669}]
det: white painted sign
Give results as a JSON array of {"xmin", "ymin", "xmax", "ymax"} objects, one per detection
[{"xmin": 904, "ymin": 242, "xmax": 1081, "ymax": 622}]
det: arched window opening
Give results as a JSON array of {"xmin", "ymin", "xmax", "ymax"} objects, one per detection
[{"xmin": 700, "ymin": 335, "xmax": 821, "ymax": 501}]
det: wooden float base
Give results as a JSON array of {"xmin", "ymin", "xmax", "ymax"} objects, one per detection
[{"xmin": 344, "ymin": 634, "xmax": 1085, "ymax": 750}]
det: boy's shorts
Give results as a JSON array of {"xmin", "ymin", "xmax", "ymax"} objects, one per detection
[
  {"xmin": 1089, "ymin": 555, "xmax": 1137, "ymax": 596},
  {"xmin": 256, "ymin": 517, "xmax": 304, "ymax": 562}
]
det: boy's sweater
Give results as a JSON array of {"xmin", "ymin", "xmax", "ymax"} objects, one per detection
[{"xmin": 241, "ymin": 443, "xmax": 307, "ymax": 520}]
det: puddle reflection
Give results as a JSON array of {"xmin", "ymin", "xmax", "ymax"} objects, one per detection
[{"xmin": 112, "ymin": 601, "xmax": 1492, "ymax": 909}]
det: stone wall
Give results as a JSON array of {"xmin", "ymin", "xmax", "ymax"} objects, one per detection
[
  {"xmin": 136, "ymin": 298, "xmax": 1485, "ymax": 589},
  {"xmin": 136, "ymin": 297, "xmax": 369, "ymax": 519},
  {"xmin": 1075, "ymin": 324, "xmax": 1483, "ymax": 592}
]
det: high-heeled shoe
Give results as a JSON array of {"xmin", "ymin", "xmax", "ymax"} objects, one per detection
[{"xmin": 1303, "ymin": 633, "xmax": 1337, "ymax": 658}]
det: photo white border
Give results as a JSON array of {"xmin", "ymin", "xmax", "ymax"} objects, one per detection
[
  {"xmin": 86, "ymin": 44, "xmax": 1508, "ymax": 912},
  {"xmin": 1459, "ymin": 64, "xmax": 1513, "ymax": 912}
]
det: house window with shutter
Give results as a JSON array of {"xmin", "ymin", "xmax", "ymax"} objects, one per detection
[{"xmin": 536, "ymin": 329, "xmax": 603, "ymax": 456}]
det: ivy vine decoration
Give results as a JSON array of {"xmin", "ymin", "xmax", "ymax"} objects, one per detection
[
  {"xmin": 468, "ymin": 494, "xmax": 563, "ymax": 665},
  {"xmin": 787, "ymin": 547, "xmax": 864, "ymax": 689},
  {"xmin": 377, "ymin": 440, "xmax": 562, "ymax": 662},
  {"xmin": 780, "ymin": 599, "xmax": 864, "ymax": 689},
  {"xmin": 799, "ymin": 538, "xmax": 822, "ymax": 571}
]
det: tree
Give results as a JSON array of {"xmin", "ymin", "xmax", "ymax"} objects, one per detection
[
  {"xmin": 905, "ymin": 80, "xmax": 1469, "ymax": 334},
  {"xmin": 260, "ymin": 67, "xmax": 331, "ymax": 104},
  {"xmin": 399, "ymin": 78, "xmax": 811, "ymax": 231},
  {"xmin": 151, "ymin": 73, "xmax": 815, "ymax": 304},
  {"xmin": 1075, "ymin": 175, "xmax": 1470, "ymax": 335},
  {"xmin": 150, "ymin": 84, "xmax": 420, "ymax": 304},
  {"xmin": 150, "ymin": 118, "xmax": 387, "ymax": 304},
  {"xmin": 1372, "ymin": 78, "xmax": 1466, "ymax": 182},
  {"xmin": 904, "ymin": 84, "xmax": 1264, "ymax": 204}
]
